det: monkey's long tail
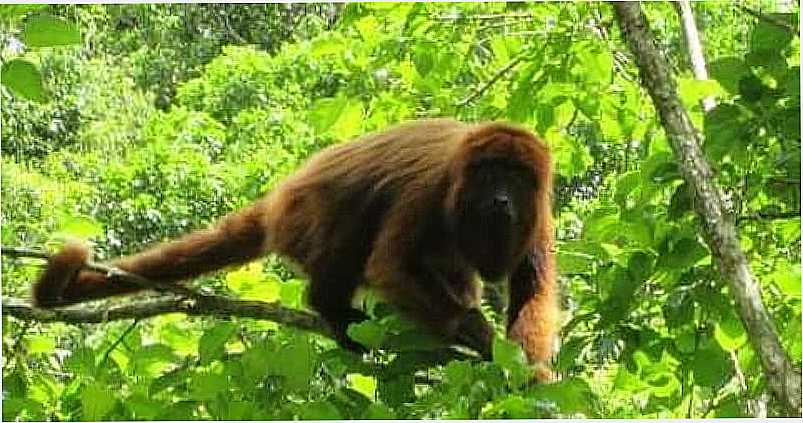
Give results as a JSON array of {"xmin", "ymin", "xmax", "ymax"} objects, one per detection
[{"xmin": 33, "ymin": 201, "xmax": 271, "ymax": 308}]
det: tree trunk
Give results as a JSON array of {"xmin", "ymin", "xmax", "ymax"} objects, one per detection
[{"xmin": 611, "ymin": 2, "xmax": 801, "ymax": 416}]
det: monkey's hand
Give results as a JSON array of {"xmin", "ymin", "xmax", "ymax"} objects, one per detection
[{"xmin": 454, "ymin": 308, "xmax": 494, "ymax": 360}]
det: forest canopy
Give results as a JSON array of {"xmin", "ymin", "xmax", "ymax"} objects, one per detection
[{"xmin": 1, "ymin": 2, "xmax": 800, "ymax": 420}]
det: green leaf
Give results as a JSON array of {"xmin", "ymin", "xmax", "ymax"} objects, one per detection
[
  {"xmin": 692, "ymin": 340, "xmax": 734, "ymax": 388},
  {"xmin": 355, "ymin": 16, "xmax": 379, "ymax": 41},
  {"xmin": 57, "ymin": 215, "xmax": 103, "ymax": 240},
  {"xmin": 585, "ymin": 50, "xmax": 613, "ymax": 85},
  {"xmin": 412, "ymin": 41, "xmax": 436, "ymax": 77},
  {"xmin": 273, "ymin": 335, "xmax": 315, "ymax": 391},
  {"xmin": 709, "ymin": 57, "xmax": 750, "ymax": 94},
  {"xmin": 703, "ymin": 104, "xmax": 751, "ymax": 163},
  {"xmin": 443, "ymin": 360, "xmax": 474, "ymax": 387},
  {"xmin": 644, "ymin": 371, "xmax": 681, "ymax": 398},
  {"xmin": 713, "ymin": 395, "xmax": 747, "ymax": 417},
  {"xmin": 20, "ymin": 13, "xmax": 80, "ymax": 47},
  {"xmin": 482, "ymin": 395, "xmax": 536, "ymax": 419},
  {"xmin": 347, "ymin": 319, "xmax": 386, "ymax": 349},
  {"xmin": 378, "ymin": 373, "xmax": 415, "ymax": 406},
  {"xmin": 131, "ymin": 344, "xmax": 177, "ymax": 379},
  {"xmin": 346, "ymin": 373, "xmax": 377, "ymax": 399},
  {"xmin": 527, "ymin": 377, "xmax": 598, "ymax": 417},
  {"xmin": 714, "ymin": 315, "xmax": 747, "ymax": 351},
  {"xmin": 627, "ymin": 251, "xmax": 655, "ymax": 283},
  {"xmin": 663, "ymin": 290, "xmax": 694, "ymax": 329},
  {"xmin": 189, "ymin": 372, "xmax": 228, "ymax": 401},
  {"xmin": 308, "ymin": 96, "xmax": 346, "ymax": 134},
  {"xmin": 24, "ymin": 335, "xmax": 55, "ymax": 355},
  {"xmin": 241, "ymin": 344, "xmax": 272, "ymax": 382},
  {"xmin": 299, "ymin": 401, "xmax": 342, "ymax": 420},
  {"xmin": 310, "ymin": 34, "xmax": 345, "ymax": 57},
  {"xmin": 658, "ymin": 237, "xmax": 708, "ymax": 270},
  {"xmin": 750, "ymin": 17, "xmax": 794, "ymax": 57},
  {"xmin": 225, "ymin": 262, "xmax": 279, "ymax": 302},
  {"xmin": 0, "ymin": 5, "xmax": 47, "ymax": 25},
  {"xmin": 557, "ymin": 250, "xmax": 595, "ymax": 274},
  {"xmin": 1, "ymin": 59, "xmax": 44, "ymax": 102},
  {"xmin": 677, "ymin": 78, "xmax": 726, "ymax": 108},
  {"xmin": 493, "ymin": 337, "xmax": 529, "ymax": 387},
  {"xmin": 331, "ymin": 100, "xmax": 363, "ymax": 140},
  {"xmin": 362, "ymin": 403, "xmax": 395, "ymax": 419},
  {"xmin": 280, "ymin": 278, "xmax": 305, "ymax": 307},
  {"xmin": 770, "ymin": 262, "xmax": 802, "ymax": 298},
  {"xmin": 198, "ymin": 322, "xmax": 236, "ymax": 365},
  {"xmin": 81, "ymin": 383, "xmax": 115, "ymax": 421}
]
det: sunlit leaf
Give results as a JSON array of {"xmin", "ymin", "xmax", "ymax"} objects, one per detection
[
  {"xmin": 20, "ymin": 13, "xmax": 80, "ymax": 47},
  {"xmin": 346, "ymin": 373, "xmax": 377, "ymax": 399},
  {"xmin": 1, "ymin": 59, "xmax": 44, "ymax": 102}
]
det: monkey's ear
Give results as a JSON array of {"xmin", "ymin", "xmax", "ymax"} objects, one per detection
[{"xmin": 32, "ymin": 242, "xmax": 90, "ymax": 308}]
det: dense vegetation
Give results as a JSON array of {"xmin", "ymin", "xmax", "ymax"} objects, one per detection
[{"xmin": 2, "ymin": 2, "xmax": 799, "ymax": 419}]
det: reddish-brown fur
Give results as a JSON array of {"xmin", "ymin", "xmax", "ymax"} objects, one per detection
[{"xmin": 32, "ymin": 118, "xmax": 559, "ymax": 379}]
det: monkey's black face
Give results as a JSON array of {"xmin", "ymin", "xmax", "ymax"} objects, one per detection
[{"xmin": 454, "ymin": 159, "xmax": 537, "ymax": 281}]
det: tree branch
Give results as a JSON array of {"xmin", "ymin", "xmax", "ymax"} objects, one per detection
[
  {"xmin": 1, "ymin": 246, "xmax": 330, "ymax": 335},
  {"xmin": 674, "ymin": 0, "xmax": 716, "ymax": 111},
  {"xmin": 737, "ymin": 210, "xmax": 801, "ymax": 224},
  {"xmin": 1, "ymin": 246, "xmax": 200, "ymax": 298},
  {"xmin": 736, "ymin": 4, "xmax": 798, "ymax": 33},
  {"xmin": 1, "ymin": 246, "xmax": 481, "ymax": 363},
  {"xmin": 2, "ymin": 295, "xmax": 331, "ymax": 337},
  {"xmin": 611, "ymin": 2, "xmax": 801, "ymax": 416}
]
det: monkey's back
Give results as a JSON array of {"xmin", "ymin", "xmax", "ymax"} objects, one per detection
[{"xmin": 264, "ymin": 119, "xmax": 469, "ymax": 273}]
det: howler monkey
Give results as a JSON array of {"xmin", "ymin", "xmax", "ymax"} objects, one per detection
[{"xmin": 33, "ymin": 119, "xmax": 559, "ymax": 380}]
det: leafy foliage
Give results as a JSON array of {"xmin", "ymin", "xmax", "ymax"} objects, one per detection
[{"xmin": 2, "ymin": 2, "xmax": 799, "ymax": 420}]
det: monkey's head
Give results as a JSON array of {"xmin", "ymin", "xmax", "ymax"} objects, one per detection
[{"xmin": 446, "ymin": 125, "xmax": 551, "ymax": 281}]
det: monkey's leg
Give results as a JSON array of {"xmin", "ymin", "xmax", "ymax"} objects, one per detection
[
  {"xmin": 507, "ymin": 250, "xmax": 559, "ymax": 382},
  {"xmin": 307, "ymin": 271, "xmax": 368, "ymax": 353}
]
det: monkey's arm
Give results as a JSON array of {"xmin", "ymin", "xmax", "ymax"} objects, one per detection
[
  {"xmin": 33, "ymin": 202, "xmax": 271, "ymax": 308},
  {"xmin": 507, "ymin": 248, "xmax": 559, "ymax": 382}
]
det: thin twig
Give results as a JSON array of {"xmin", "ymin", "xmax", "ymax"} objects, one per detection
[
  {"xmin": 456, "ymin": 52, "xmax": 527, "ymax": 107},
  {"xmin": 737, "ymin": 210, "xmax": 801, "ymax": 224},
  {"xmin": 100, "ymin": 319, "xmax": 140, "ymax": 365},
  {"xmin": 435, "ymin": 12, "xmax": 536, "ymax": 21}
]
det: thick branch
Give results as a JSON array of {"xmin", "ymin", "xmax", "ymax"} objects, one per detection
[{"xmin": 612, "ymin": 2, "xmax": 801, "ymax": 416}]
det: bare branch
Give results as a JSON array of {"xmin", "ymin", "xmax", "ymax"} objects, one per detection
[
  {"xmin": 435, "ymin": 12, "xmax": 536, "ymax": 21},
  {"xmin": 737, "ymin": 4, "xmax": 798, "ymax": 33},
  {"xmin": 611, "ymin": 2, "xmax": 802, "ymax": 416},
  {"xmin": 738, "ymin": 210, "xmax": 801, "ymax": 224}
]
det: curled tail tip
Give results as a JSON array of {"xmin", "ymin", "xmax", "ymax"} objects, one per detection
[{"xmin": 32, "ymin": 243, "xmax": 90, "ymax": 308}]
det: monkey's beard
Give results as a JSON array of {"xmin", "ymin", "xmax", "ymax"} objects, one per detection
[{"xmin": 455, "ymin": 209, "xmax": 523, "ymax": 282}]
